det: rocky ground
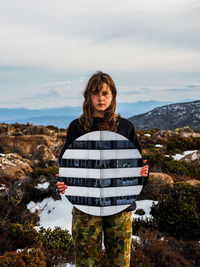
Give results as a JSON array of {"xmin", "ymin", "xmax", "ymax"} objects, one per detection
[{"xmin": 0, "ymin": 123, "xmax": 200, "ymax": 266}]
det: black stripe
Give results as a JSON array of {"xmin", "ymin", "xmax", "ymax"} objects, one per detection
[
  {"xmin": 66, "ymin": 195, "xmax": 137, "ymax": 207},
  {"xmin": 69, "ymin": 140, "xmax": 136, "ymax": 150},
  {"xmin": 59, "ymin": 176, "xmax": 145, "ymax": 187},
  {"xmin": 60, "ymin": 158, "xmax": 143, "ymax": 168}
]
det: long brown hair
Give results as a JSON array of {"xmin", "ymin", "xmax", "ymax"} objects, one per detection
[{"xmin": 79, "ymin": 71, "xmax": 119, "ymax": 132}]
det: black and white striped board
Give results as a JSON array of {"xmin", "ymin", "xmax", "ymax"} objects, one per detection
[{"xmin": 59, "ymin": 131, "xmax": 145, "ymax": 216}]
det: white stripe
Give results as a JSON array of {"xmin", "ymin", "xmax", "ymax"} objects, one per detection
[
  {"xmin": 62, "ymin": 149, "xmax": 141, "ymax": 160},
  {"xmin": 65, "ymin": 185, "xmax": 142, "ymax": 198},
  {"xmin": 74, "ymin": 204, "xmax": 130, "ymax": 216},
  {"xmin": 59, "ymin": 167, "xmax": 142, "ymax": 178},
  {"xmin": 76, "ymin": 130, "xmax": 128, "ymax": 141}
]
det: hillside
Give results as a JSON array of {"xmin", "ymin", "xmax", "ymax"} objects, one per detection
[{"xmin": 129, "ymin": 100, "xmax": 200, "ymax": 130}]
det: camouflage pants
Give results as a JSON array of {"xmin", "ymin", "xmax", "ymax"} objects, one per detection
[{"xmin": 72, "ymin": 207, "xmax": 132, "ymax": 267}]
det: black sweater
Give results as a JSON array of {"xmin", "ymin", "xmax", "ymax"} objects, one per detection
[{"xmin": 59, "ymin": 116, "xmax": 144, "ymax": 212}]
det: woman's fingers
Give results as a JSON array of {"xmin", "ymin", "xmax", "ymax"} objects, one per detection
[
  {"xmin": 56, "ymin": 182, "xmax": 67, "ymax": 193},
  {"xmin": 143, "ymin": 159, "xmax": 147, "ymax": 164},
  {"xmin": 140, "ymin": 165, "xmax": 149, "ymax": 177}
]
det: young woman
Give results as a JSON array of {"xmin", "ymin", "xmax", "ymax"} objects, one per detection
[{"xmin": 57, "ymin": 71, "xmax": 149, "ymax": 267}]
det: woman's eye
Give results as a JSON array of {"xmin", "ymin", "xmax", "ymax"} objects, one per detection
[{"xmin": 103, "ymin": 92, "xmax": 108, "ymax": 96}]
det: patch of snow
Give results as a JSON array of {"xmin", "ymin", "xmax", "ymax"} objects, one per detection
[
  {"xmin": 133, "ymin": 200, "xmax": 157, "ymax": 220},
  {"xmin": 36, "ymin": 182, "xmax": 49, "ymax": 190},
  {"xmin": 27, "ymin": 198, "xmax": 157, "ymax": 236},
  {"xmin": 132, "ymin": 235, "xmax": 140, "ymax": 243},
  {"xmin": 155, "ymin": 144, "xmax": 163, "ymax": 148},
  {"xmin": 0, "ymin": 153, "xmax": 5, "ymax": 157},
  {"xmin": 165, "ymin": 155, "xmax": 169, "ymax": 157},
  {"xmin": 54, "ymin": 264, "xmax": 75, "ymax": 267},
  {"xmin": 27, "ymin": 195, "xmax": 73, "ymax": 233},
  {"xmin": 0, "ymin": 184, "xmax": 6, "ymax": 190},
  {"xmin": 172, "ymin": 150, "xmax": 198, "ymax": 161},
  {"xmin": 144, "ymin": 134, "xmax": 151, "ymax": 137}
]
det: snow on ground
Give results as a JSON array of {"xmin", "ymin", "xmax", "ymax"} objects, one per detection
[
  {"xmin": 172, "ymin": 150, "xmax": 197, "ymax": 161},
  {"xmin": 155, "ymin": 144, "xmax": 163, "ymax": 148},
  {"xmin": 27, "ymin": 197, "xmax": 157, "ymax": 233},
  {"xmin": 0, "ymin": 184, "xmax": 6, "ymax": 190},
  {"xmin": 35, "ymin": 182, "xmax": 49, "ymax": 190},
  {"xmin": 27, "ymin": 195, "xmax": 73, "ymax": 232},
  {"xmin": 144, "ymin": 134, "xmax": 151, "ymax": 137},
  {"xmin": 133, "ymin": 200, "xmax": 157, "ymax": 220},
  {"xmin": 54, "ymin": 264, "xmax": 75, "ymax": 267}
]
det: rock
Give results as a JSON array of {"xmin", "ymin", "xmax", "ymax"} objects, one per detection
[
  {"xmin": 0, "ymin": 153, "xmax": 32, "ymax": 180},
  {"xmin": 184, "ymin": 180, "xmax": 200, "ymax": 186},
  {"xmin": 139, "ymin": 172, "xmax": 174, "ymax": 200},
  {"xmin": 180, "ymin": 150, "xmax": 200, "ymax": 165},
  {"xmin": 32, "ymin": 144, "xmax": 56, "ymax": 166},
  {"xmin": 22, "ymin": 125, "xmax": 53, "ymax": 136},
  {"xmin": 9, "ymin": 176, "xmax": 32, "ymax": 201},
  {"xmin": 0, "ymin": 135, "xmax": 54, "ymax": 159}
]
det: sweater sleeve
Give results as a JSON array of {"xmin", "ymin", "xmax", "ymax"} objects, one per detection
[
  {"xmin": 129, "ymin": 123, "xmax": 142, "ymax": 154},
  {"xmin": 58, "ymin": 123, "xmax": 74, "ymax": 165}
]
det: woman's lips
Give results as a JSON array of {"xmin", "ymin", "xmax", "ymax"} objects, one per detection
[{"xmin": 98, "ymin": 103, "xmax": 104, "ymax": 106}]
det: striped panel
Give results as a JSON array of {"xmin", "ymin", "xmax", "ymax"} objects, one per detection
[
  {"xmin": 66, "ymin": 185, "xmax": 142, "ymax": 198},
  {"xmin": 59, "ymin": 130, "xmax": 144, "ymax": 216},
  {"xmin": 76, "ymin": 131, "xmax": 128, "ymax": 141},
  {"xmin": 74, "ymin": 205, "xmax": 130, "ymax": 216},
  {"xmin": 62, "ymin": 149, "xmax": 141, "ymax": 160},
  {"xmin": 69, "ymin": 140, "xmax": 135, "ymax": 150},
  {"xmin": 59, "ymin": 176, "xmax": 145, "ymax": 187},
  {"xmin": 60, "ymin": 158, "xmax": 143, "ymax": 168},
  {"xmin": 59, "ymin": 167, "xmax": 142, "ymax": 178}
]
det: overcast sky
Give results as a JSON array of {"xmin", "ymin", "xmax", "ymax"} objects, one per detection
[{"xmin": 0, "ymin": 0, "xmax": 200, "ymax": 109}]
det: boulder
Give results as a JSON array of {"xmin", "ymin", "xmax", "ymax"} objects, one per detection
[
  {"xmin": 22, "ymin": 125, "xmax": 53, "ymax": 136},
  {"xmin": 0, "ymin": 153, "xmax": 32, "ymax": 180},
  {"xmin": 0, "ymin": 135, "xmax": 54, "ymax": 159},
  {"xmin": 180, "ymin": 150, "xmax": 200, "ymax": 165},
  {"xmin": 139, "ymin": 172, "xmax": 174, "ymax": 200},
  {"xmin": 184, "ymin": 179, "xmax": 200, "ymax": 186},
  {"xmin": 32, "ymin": 144, "xmax": 56, "ymax": 166}
]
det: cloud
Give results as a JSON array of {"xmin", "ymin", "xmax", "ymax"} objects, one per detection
[
  {"xmin": 0, "ymin": 0, "xmax": 199, "ymax": 72},
  {"xmin": 0, "ymin": 0, "xmax": 200, "ymax": 108}
]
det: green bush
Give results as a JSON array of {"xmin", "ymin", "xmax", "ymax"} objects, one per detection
[
  {"xmin": 150, "ymin": 183, "xmax": 200, "ymax": 240},
  {"xmin": 145, "ymin": 151, "xmax": 200, "ymax": 179},
  {"xmin": 166, "ymin": 136, "xmax": 200, "ymax": 152},
  {"xmin": 35, "ymin": 227, "xmax": 74, "ymax": 251},
  {"xmin": 132, "ymin": 217, "xmax": 158, "ymax": 234}
]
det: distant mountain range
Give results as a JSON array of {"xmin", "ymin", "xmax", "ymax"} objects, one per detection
[
  {"xmin": 1, "ymin": 99, "xmax": 199, "ymax": 129},
  {"xmin": 129, "ymin": 100, "xmax": 200, "ymax": 130},
  {"xmin": 0, "ymin": 100, "xmax": 173, "ymax": 128}
]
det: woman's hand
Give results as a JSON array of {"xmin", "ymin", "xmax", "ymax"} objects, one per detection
[
  {"xmin": 57, "ymin": 181, "xmax": 68, "ymax": 194},
  {"xmin": 140, "ymin": 159, "xmax": 149, "ymax": 177},
  {"xmin": 56, "ymin": 175, "xmax": 68, "ymax": 194}
]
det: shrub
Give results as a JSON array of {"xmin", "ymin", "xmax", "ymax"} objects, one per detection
[
  {"xmin": 0, "ymin": 248, "xmax": 46, "ymax": 266},
  {"xmin": 0, "ymin": 223, "xmax": 38, "ymax": 253},
  {"xmin": 150, "ymin": 183, "xmax": 200, "ymax": 240},
  {"xmin": 35, "ymin": 227, "xmax": 74, "ymax": 251},
  {"xmin": 132, "ymin": 217, "xmax": 158, "ymax": 234},
  {"xmin": 166, "ymin": 136, "xmax": 200, "ymax": 153},
  {"xmin": 131, "ymin": 228, "xmax": 200, "ymax": 267},
  {"xmin": 30, "ymin": 166, "xmax": 59, "ymax": 179},
  {"xmin": 145, "ymin": 151, "xmax": 200, "ymax": 179}
]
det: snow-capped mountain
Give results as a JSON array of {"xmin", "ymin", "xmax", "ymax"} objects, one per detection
[{"xmin": 129, "ymin": 100, "xmax": 200, "ymax": 130}]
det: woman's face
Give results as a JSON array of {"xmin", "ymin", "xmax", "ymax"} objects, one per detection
[{"xmin": 90, "ymin": 82, "xmax": 113, "ymax": 117}]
